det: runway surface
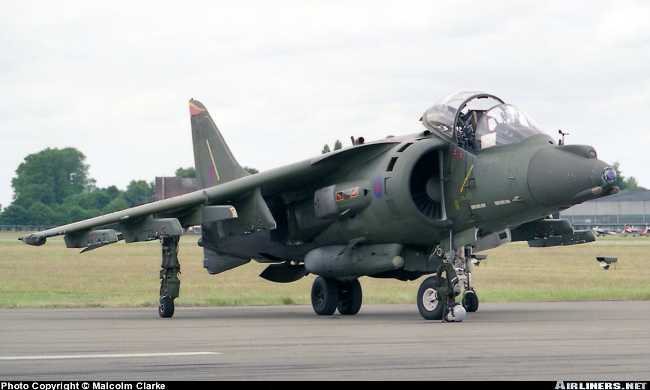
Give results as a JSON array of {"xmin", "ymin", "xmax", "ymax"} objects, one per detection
[{"xmin": 1, "ymin": 302, "xmax": 649, "ymax": 380}]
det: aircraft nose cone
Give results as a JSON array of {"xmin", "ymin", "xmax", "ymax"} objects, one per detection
[{"xmin": 527, "ymin": 145, "xmax": 614, "ymax": 207}]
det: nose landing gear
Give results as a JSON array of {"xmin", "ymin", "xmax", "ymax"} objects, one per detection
[{"xmin": 416, "ymin": 244, "xmax": 480, "ymax": 321}]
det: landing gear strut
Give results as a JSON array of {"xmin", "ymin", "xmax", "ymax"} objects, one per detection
[
  {"xmin": 159, "ymin": 235, "xmax": 181, "ymax": 318},
  {"xmin": 459, "ymin": 247, "xmax": 479, "ymax": 313},
  {"xmin": 311, "ymin": 276, "xmax": 363, "ymax": 316}
]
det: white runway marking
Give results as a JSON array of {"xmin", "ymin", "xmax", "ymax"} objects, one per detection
[{"xmin": 0, "ymin": 352, "xmax": 222, "ymax": 361}]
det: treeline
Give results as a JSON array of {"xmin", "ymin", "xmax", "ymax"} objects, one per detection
[
  {"xmin": 0, "ymin": 148, "xmax": 154, "ymax": 227},
  {"xmin": 0, "ymin": 148, "xmax": 260, "ymax": 227},
  {"xmin": 611, "ymin": 162, "xmax": 642, "ymax": 191}
]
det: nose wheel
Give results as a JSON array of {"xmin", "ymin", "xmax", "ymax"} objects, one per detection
[
  {"xmin": 462, "ymin": 289, "xmax": 479, "ymax": 312},
  {"xmin": 416, "ymin": 276, "xmax": 445, "ymax": 320}
]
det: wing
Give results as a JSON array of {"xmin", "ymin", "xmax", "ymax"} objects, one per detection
[{"xmin": 20, "ymin": 99, "xmax": 400, "ymax": 251}]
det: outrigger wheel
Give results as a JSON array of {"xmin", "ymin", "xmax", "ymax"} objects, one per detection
[{"xmin": 158, "ymin": 296, "xmax": 174, "ymax": 318}]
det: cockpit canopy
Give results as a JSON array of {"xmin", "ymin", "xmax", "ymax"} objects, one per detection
[{"xmin": 420, "ymin": 91, "xmax": 545, "ymax": 152}]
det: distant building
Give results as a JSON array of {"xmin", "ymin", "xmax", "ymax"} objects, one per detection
[
  {"xmin": 561, "ymin": 189, "xmax": 650, "ymax": 229},
  {"xmin": 154, "ymin": 177, "xmax": 200, "ymax": 201}
]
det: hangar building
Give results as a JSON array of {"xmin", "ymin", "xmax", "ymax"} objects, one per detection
[{"xmin": 561, "ymin": 189, "xmax": 650, "ymax": 230}]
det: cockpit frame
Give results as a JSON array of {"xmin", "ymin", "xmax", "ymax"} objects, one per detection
[{"xmin": 421, "ymin": 91, "xmax": 544, "ymax": 153}]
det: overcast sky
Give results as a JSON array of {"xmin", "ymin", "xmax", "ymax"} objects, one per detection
[{"xmin": 1, "ymin": 0, "xmax": 649, "ymax": 208}]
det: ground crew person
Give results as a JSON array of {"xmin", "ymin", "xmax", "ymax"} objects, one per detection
[{"xmin": 436, "ymin": 258, "xmax": 462, "ymax": 322}]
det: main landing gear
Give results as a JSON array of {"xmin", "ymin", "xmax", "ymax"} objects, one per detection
[
  {"xmin": 158, "ymin": 235, "xmax": 181, "ymax": 318},
  {"xmin": 311, "ymin": 276, "xmax": 363, "ymax": 316}
]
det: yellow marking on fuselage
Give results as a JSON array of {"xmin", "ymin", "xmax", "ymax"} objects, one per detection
[{"xmin": 459, "ymin": 164, "xmax": 474, "ymax": 193}]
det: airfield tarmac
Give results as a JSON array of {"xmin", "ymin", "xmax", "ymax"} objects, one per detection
[{"xmin": 0, "ymin": 302, "xmax": 648, "ymax": 381}]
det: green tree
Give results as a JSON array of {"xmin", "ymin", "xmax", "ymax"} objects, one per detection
[
  {"xmin": 611, "ymin": 162, "xmax": 642, "ymax": 191},
  {"xmin": 0, "ymin": 204, "xmax": 30, "ymax": 225},
  {"xmin": 104, "ymin": 185, "xmax": 121, "ymax": 200},
  {"xmin": 64, "ymin": 190, "xmax": 113, "ymax": 211},
  {"xmin": 102, "ymin": 195, "xmax": 130, "ymax": 213},
  {"xmin": 175, "ymin": 167, "xmax": 196, "ymax": 178},
  {"xmin": 321, "ymin": 144, "xmax": 331, "ymax": 154},
  {"xmin": 124, "ymin": 180, "xmax": 153, "ymax": 207},
  {"xmin": 624, "ymin": 176, "xmax": 639, "ymax": 190},
  {"xmin": 27, "ymin": 202, "xmax": 55, "ymax": 226},
  {"xmin": 11, "ymin": 148, "xmax": 91, "ymax": 207},
  {"xmin": 334, "ymin": 140, "xmax": 343, "ymax": 150},
  {"xmin": 65, "ymin": 205, "xmax": 92, "ymax": 224}
]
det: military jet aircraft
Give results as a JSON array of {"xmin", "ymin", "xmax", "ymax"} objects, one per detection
[{"xmin": 20, "ymin": 91, "xmax": 618, "ymax": 320}]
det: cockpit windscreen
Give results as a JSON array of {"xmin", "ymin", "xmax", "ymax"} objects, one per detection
[{"xmin": 474, "ymin": 104, "xmax": 543, "ymax": 151}]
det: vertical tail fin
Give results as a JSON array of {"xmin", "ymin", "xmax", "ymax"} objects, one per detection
[{"xmin": 189, "ymin": 99, "xmax": 247, "ymax": 188}]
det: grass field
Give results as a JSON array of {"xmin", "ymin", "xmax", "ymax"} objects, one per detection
[{"xmin": 0, "ymin": 231, "xmax": 649, "ymax": 308}]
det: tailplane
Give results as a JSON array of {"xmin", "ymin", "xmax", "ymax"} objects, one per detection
[{"xmin": 189, "ymin": 99, "xmax": 248, "ymax": 188}]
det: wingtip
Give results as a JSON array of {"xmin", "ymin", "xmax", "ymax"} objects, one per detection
[{"xmin": 189, "ymin": 98, "xmax": 207, "ymax": 116}]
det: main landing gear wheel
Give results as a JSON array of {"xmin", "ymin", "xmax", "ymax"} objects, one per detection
[
  {"xmin": 462, "ymin": 289, "xmax": 479, "ymax": 313},
  {"xmin": 158, "ymin": 296, "xmax": 175, "ymax": 318},
  {"xmin": 417, "ymin": 276, "xmax": 444, "ymax": 320},
  {"xmin": 311, "ymin": 276, "xmax": 339, "ymax": 315},
  {"xmin": 337, "ymin": 279, "xmax": 362, "ymax": 315}
]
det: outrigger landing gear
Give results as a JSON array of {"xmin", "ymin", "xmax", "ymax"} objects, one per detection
[
  {"xmin": 158, "ymin": 235, "xmax": 181, "ymax": 318},
  {"xmin": 311, "ymin": 276, "xmax": 363, "ymax": 316}
]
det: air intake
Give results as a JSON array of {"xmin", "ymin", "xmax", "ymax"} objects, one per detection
[{"xmin": 410, "ymin": 150, "xmax": 442, "ymax": 219}]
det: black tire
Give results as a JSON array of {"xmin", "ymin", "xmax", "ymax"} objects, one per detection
[
  {"xmin": 337, "ymin": 279, "xmax": 362, "ymax": 315},
  {"xmin": 311, "ymin": 276, "xmax": 339, "ymax": 315},
  {"xmin": 462, "ymin": 290, "xmax": 479, "ymax": 312},
  {"xmin": 158, "ymin": 296, "xmax": 175, "ymax": 318},
  {"xmin": 417, "ymin": 276, "xmax": 445, "ymax": 320}
]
